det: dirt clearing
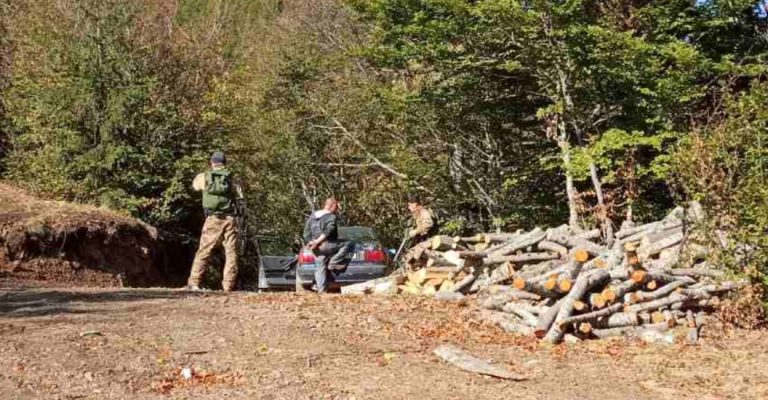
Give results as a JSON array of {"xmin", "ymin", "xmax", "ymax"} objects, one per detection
[{"xmin": 1, "ymin": 284, "xmax": 767, "ymax": 400}]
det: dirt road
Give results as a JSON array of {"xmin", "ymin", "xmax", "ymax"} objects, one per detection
[{"xmin": 1, "ymin": 283, "xmax": 767, "ymax": 400}]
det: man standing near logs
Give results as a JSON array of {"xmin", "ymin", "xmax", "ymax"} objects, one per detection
[
  {"xmin": 402, "ymin": 194, "xmax": 439, "ymax": 269},
  {"xmin": 303, "ymin": 198, "xmax": 354, "ymax": 293}
]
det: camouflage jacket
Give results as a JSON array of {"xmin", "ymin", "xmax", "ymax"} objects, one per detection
[{"xmin": 408, "ymin": 207, "xmax": 436, "ymax": 240}]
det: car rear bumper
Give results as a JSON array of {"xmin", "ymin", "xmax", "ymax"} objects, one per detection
[{"xmin": 298, "ymin": 263, "xmax": 390, "ymax": 284}]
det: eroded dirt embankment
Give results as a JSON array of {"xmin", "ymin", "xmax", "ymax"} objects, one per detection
[{"xmin": 0, "ymin": 183, "xmax": 191, "ymax": 287}]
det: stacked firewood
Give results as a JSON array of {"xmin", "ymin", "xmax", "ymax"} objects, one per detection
[{"xmin": 394, "ymin": 202, "xmax": 742, "ymax": 343}]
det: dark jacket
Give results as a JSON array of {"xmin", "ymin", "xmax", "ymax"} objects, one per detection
[{"xmin": 303, "ymin": 210, "xmax": 339, "ymax": 243}]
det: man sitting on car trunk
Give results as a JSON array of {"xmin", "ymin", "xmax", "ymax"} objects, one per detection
[{"xmin": 303, "ymin": 198, "xmax": 354, "ymax": 293}]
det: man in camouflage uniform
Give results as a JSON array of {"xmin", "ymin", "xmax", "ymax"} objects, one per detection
[
  {"xmin": 303, "ymin": 198, "xmax": 353, "ymax": 293},
  {"xmin": 403, "ymin": 194, "xmax": 438, "ymax": 269},
  {"xmin": 186, "ymin": 151, "xmax": 245, "ymax": 291}
]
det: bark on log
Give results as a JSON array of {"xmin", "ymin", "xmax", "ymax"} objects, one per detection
[
  {"xmin": 483, "ymin": 233, "xmax": 520, "ymax": 244},
  {"xmin": 555, "ymin": 250, "xmax": 588, "ymax": 294},
  {"xmin": 434, "ymin": 292, "xmax": 466, "ymax": 302},
  {"xmin": 655, "ymin": 268, "xmax": 725, "ymax": 280},
  {"xmin": 544, "ymin": 269, "xmax": 611, "ymax": 344},
  {"xmin": 433, "ymin": 345, "xmax": 528, "ymax": 381},
  {"xmin": 512, "ymin": 277, "xmax": 560, "ymax": 298},
  {"xmin": 625, "ymin": 280, "xmax": 688, "ymax": 304},
  {"xmin": 547, "ymin": 232, "xmax": 606, "ymax": 256},
  {"xmin": 625, "ymin": 293, "xmax": 691, "ymax": 314},
  {"xmin": 501, "ymin": 303, "xmax": 540, "ymax": 326},
  {"xmin": 478, "ymin": 310, "xmax": 535, "ymax": 336},
  {"xmin": 430, "ymin": 235, "xmax": 466, "ymax": 251},
  {"xmin": 479, "ymin": 290, "xmax": 542, "ymax": 310},
  {"xmin": 638, "ymin": 230, "xmax": 685, "ymax": 259},
  {"xmin": 617, "ymin": 219, "xmax": 683, "ymax": 244},
  {"xmin": 484, "ymin": 252, "xmax": 560, "ymax": 265},
  {"xmin": 341, "ymin": 275, "xmax": 400, "ymax": 295},
  {"xmin": 452, "ymin": 274, "xmax": 477, "ymax": 294},
  {"xmin": 487, "ymin": 228, "xmax": 546, "ymax": 258},
  {"xmin": 595, "ymin": 312, "xmax": 640, "ymax": 329},
  {"xmin": 592, "ymin": 326, "xmax": 634, "ymax": 339},
  {"xmin": 534, "ymin": 298, "xmax": 564, "ymax": 339},
  {"xmin": 502, "ymin": 302, "xmax": 547, "ymax": 316},
  {"xmin": 559, "ymin": 303, "xmax": 623, "ymax": 327},
  {"xmin": 537, "ymin": 240, "xmax": 569, "ymax": 257},
  {"xmin": 454, "ymin": 235, "xmax": 485, "ymax": 244},
  {"xmin": 515, "ymin": 261, "xmax": 561, "ymax": 280},
  {"xmin": 575, "ymin": 229, "xmax": 601, "ymax": 241},
  {"xmin": 685, "ymin": 310, "xmax": 699, "ymax": 345}
]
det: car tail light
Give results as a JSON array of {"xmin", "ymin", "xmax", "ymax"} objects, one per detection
[
  {"xmin": 299, "ymin": 250, "xmax": 316, "ymax": 264},
  {"xmin": 364, "ymin": 249, "xmax": 386, "ymax": 263}
]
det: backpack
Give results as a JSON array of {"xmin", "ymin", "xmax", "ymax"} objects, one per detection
[{"xmin": 202, "ymin": 169, "xmax": 234, "ymax": 214}]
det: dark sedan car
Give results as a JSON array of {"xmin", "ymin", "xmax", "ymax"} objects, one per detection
[{"xmin": 256, "ymin": 226, "xmax": 392, "ymax": 291}]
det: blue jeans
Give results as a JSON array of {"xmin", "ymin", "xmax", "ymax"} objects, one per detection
[{"xmin": 313, "ymin": 241, "xmax": 353, "ymax": 292}]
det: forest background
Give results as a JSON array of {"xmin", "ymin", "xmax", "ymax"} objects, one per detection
[{"xmin": 0, "ymin": 0, "xmax": 766, "ymax": 285}]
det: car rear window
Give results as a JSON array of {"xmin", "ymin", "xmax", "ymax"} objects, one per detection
[{"xmin": 338, "ymin": 226, "xmax": 377, "ymax": 242}]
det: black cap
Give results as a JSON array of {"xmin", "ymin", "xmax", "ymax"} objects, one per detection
[
  {"xmin": 210, "ymin": 151, "xmax": 226, "ymax": 164},
  {"xmin": 406, "ymin": 193, "xmax": 421, "ymax": 204}
]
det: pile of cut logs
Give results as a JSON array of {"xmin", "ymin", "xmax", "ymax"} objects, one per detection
[{"xmin": 362, "ymin": 202, "xmax": 741, "ymax": 344}]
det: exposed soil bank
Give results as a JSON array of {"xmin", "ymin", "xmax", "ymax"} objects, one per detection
[{"xmin": 0, "ymin": 183, "xmax": 192, "ymax": 287}]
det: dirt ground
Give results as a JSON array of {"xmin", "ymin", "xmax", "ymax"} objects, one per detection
[{"xmin": 1, "ymin": 281, "xmax": 767, "ymax": 400}]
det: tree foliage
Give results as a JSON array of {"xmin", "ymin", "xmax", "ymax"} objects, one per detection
[{"xmin": 0, "ymin": 0, "xmax": 766, "ymax": 258}]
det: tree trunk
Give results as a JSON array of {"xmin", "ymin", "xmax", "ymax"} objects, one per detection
[{"xmin": 589, "ymin": 162, "xmax": 614, "ymax": 247}]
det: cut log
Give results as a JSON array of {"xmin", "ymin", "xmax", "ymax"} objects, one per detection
[
  {"xmin": 625, "ymin": 293, "xmax": 691, "ymax": 314},
  {"xmin": 433, "ymin": 345, "xmax": 527, "ymax": 381},
  {"xmin": 484, "ymin": 262, "xmax": 516, "ymax": 287},
  {"xmin": 455, "ymin": 235, "xmax": 485, "ymax": 244},
  {"xmin": 575, "ymin": 229, "xmax": 601, "ymax": 241},
  {"xmin": 589, "ymin": 293, "xmax": 607, "ymax": 309},
  {"xmin": 478, "ymin": 310, "xmax": 536, "ymax": 336},
  {"xmin": 484, "ymin": 233, "xmax": 520, "ymax": 244},
  {"xmin": 544, "ymin": 269, "xmax": 611, "ymax": 344},
  {"xmin": 560, "ymin": 303, "xmax": 624, "ymax": 327},
  {"xmin": 685, "ymin": 310, "xmax": 699, "ymax": 345},
  {"xmin": 484, "ymin": 252, "xmax": 560, "ymax": 265},
  {"xmin": 439, "ymin": 280, "xmax": 456, "ymax": 293},
  {"xmin": 656, "ymin": 268, "xmax": 725, "ymax": 280},
  {"xmin": 452, "ymin": 274, "xmax": 477, "ymax": 294},
  {"xmin": 537, "ymin": 240, "xmax": 568, "ymax": 257},
  {"xmin": 431, "ymin": 235, "xmax": 457, "ymax": 251},
  {"xmin": 501, "ymin": 304, "xmax": 540, "ymax": 327},
  {"xmin": 512, "ymin": 277, "xmax": 560, "ymax": 299},
  {"xmin": 434, "ymin": 292, "xmax": 465, "ymax": 302},
  {"xmin": 592, "ymin": 326, "xmax": 634, "ymax": 339},
  {"xmin": 534, "ymin": 298, "xmax": 564, "ymax": 339},
  {"xmin": 479, "ymin": 290, "xmax": 542, "ymax": 310},
  {"xmin": 625, "ymin": 280, "xmax": 688, "ymax": 304},
  {"xmin": 407, "ymin": 268, "xmax": 428, "ymax": 286},
  {"xmin": 502, "ymin": 302, "xmax": 546, "ymax": 316},
  {"xmin": 518, "ymin": 261, "xmax": 566, "ymax": 281},
  {"xmin": 638, "ymin": 230, "xmax": 685, "ymax": 260},
  {"xmin": 426, "ymin": 256, "xmax": 458, "ymax": 269},
  {"xmin": 681, "ymin": 281, "xmax": 743, "ymax": 296},
  {"xmin": 486, "ymin": 228, "xmax": 547, "ymax": 258},
  {"xmin": 474, "ymin": 243, "xmax": 491, "ymax": 252},
  {"xmin": 341, "ymin": 275, "xmax": 400, "ymax": 295}
]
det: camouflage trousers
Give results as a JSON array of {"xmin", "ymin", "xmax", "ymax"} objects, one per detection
[{"xmin": 187, "ymin": 215, "xmax": 239, "ymax": 291}]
